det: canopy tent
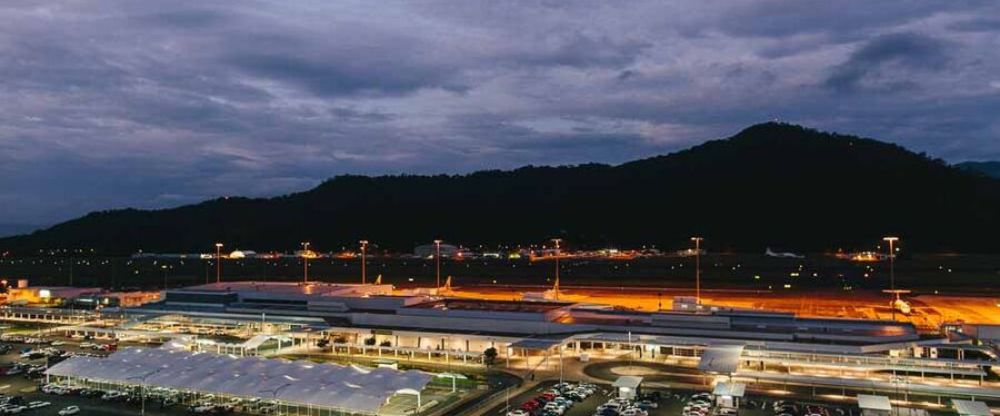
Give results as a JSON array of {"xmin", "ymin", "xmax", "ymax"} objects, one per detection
[
  {"xmin": 713, "ymin": 382, "xmax": 746, "ymax": 409},
  {"xmin": 713, "ymin": 382, "xmax": 746, "ymax": 398},
  {"xmin": 858, "ymin": 395, "xmax": 892, "ymax": 411},
  {"xmin": 698, "ymin": 345, "xmax": 745, "ymax": 375},
  {"xmin": 46, "ymin": 347, "xmax": 431, "ymax": 414},
  {"xmin": 858, "ymin": 394, "xmax": 893, "ymax": 416},
  {"xmin": 613, "ymin": 376, "xmax": 643, "ymax": 400},
  {"xmin": 951, "ymin": 400, "xmax": 991, "ymax": 416}
]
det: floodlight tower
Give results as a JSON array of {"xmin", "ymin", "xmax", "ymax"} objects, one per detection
[
  {"xmin": 883, "ymin": 236, "xmax": 900, "ymax": 319},
  {"xmin": 691, "ymin": 237, "xmax": 704, "ymax": 305},
  {"xmin": 551, "ymin": 238, "xmax": 562, "ymax": 300},
  {"xmin": 434, "ymin": 239, "xmax": 443, "ymax": 290},
  {"xmin": 301, "ymin": 241, "xmax": 311, "ymax": 283},
  {"xmin": 214, "ymin": 243, "xmax": 224, "ymax": 284},
  {"xmin": 359, "ymin": 240, "xmax": 369, "ymax": 284}
]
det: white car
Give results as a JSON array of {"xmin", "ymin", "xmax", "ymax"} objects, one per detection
[
  {"xmin": 58, "ymin": 406, "xmax": 80, "ymax": 416},
  {"xmin": 50, "ymin": 341, "xmax": 66, "ymax": 346},
  {"xmin": 27, "ymin": 401, "xmax": 50, "ymax": 409},
  {"xmin": 0, "ymin": 405, "xmax": 26, "ymax": 414},
  {"xmin": 507, "ymin": 410, "xmax": 530, "ymax": 416}
]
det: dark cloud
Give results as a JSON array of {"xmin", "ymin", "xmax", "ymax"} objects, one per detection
[
  {"xmin": 511, "ymin": 33, "xmax": 651, "ymax": 68},
  {"xmin": 824, "ymin": 33, "xmax": 951, "ymax": 92},
  {"xmin": 0, "ymin": 1, "xmax": 997, "ymax": 225},
  {"xmin": 948, "ymin": 18, "xmax": 1000, "ymax": 33}
]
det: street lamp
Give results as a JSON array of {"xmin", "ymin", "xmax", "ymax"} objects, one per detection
[
  {"xmin": 359, "ymin": 240, "xmax": 369, "ymax": 285},
  {"xmin": 434, "ymin": 239, "xmax": 443, "ymax": 290},
  {"xmin": 127, "ymin": 368, "xmax": 163, "ymax": 416},
  {"xmin": 161, "ymin": 264, "xmax": 170, "ymax": 290},
  {"xmin": 883, "ymin": 236, "xmax": 900, "ymax": 320},
  {"xmin": 214, "ymin": 243, "xmax": 223, "ymax": 284},
  {"xmin": 691, "ymin": 237, "xmax": 704, "ymax": 305},
  {"xmin": 301, "ymin": 242, "xmax": 311, "ymax": 283},
  {"xmin": 883, "ymin": 236, "xmax": 899, "ymax": 291},
  {"xmin": 258, "ymin": 383, "xmax": 293, "ymax": 414},
  {"xmin": 551, "ymin": 238, "xmax": 562, "ymax": 300}
]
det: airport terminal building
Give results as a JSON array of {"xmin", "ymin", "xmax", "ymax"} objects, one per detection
[
  {"xmin": 14, "ymin": 280, "xmax": 996, "ymax": 411},
  {"xmin": 96, "ymin": 281, "xmax": 998, "ymax": 401}
]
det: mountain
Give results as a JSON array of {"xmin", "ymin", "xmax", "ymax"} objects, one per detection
[
  {"xmin": 3, "ymin": 122, "xmax": 1000, "ymax": 254},
  {"xmin": 957, "ymin": 161, "xmax": 1000, "ymax": 179},
  {"xmin": 0, "ymin": 223, "xmax": 42, "ymax": 238}
]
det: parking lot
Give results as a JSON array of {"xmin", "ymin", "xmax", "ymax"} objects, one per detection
[
  {"xmin": 482, "ymin": 379, "xmax": 911, "ymax": 416},
  {"xmin": 0, "ymin": 337, "xmax": 223, "ymax": 416}
]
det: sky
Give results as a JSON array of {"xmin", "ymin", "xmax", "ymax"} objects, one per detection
[{"xmin": 1, "ymin": 1, "xmax": 999, "ymax": 227}]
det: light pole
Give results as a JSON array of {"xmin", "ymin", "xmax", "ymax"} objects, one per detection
[
  {"xmin": 434, "ymin": 239, "xmax": 443, "ymax": 290},
  {"xmin": 883, "ymin": 236, "xmax": 900, "ymax": 320},
  {"xmin": 161, "ymin": 264, "xmax": 170, "ymax": 290},
  {"xmin": 128, "ymin": 368, "xmax": 162, "ymax": 416},
  {"xmin": 691, "ymin": 237, "xmax": 704, "ymax": 305},
  {"xmin": 551, "ymin": 238, "xmax": 562, "ymax": 300},
  {"xmin": 883, "ymin": 236, "xmax": 899, "ymax": 291},
  {"xmin": 214, "ymin": 243, "xmax": 223, "ymax": 284},
  {"xmin": 258, "ymin": 383, "xmax": 293, "ymax": 414},
  {"xmin": 359, "ymin": 240, "xmax": 369, "ymax": 285},
  {"xmin": 301, "ymin": 242, "xmax": 311, "ymax": 283}
]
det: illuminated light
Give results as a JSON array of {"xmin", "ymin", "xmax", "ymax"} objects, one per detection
[
  {"xmin": 783, "ymin": 284, "xmax": 791, "ymax": 289},
  {"xmin": 39, "ymin": 289, "xmax": 52, "ymax": 298}
]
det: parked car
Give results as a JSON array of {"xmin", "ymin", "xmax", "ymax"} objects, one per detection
[
  {"xmin": 58, "ymin": 406, "xmax": 80, "ymax": 416},
  {"xmin": 26, "ymin": 401, "xmax": 50, "ymax": 409},
  {"xmin": 636, "ymin": 400, "xmax": 658, "ymax": 410},
  {"xmin": 0, "ymin": 404, "xmax": 26, "ymax": 414}
]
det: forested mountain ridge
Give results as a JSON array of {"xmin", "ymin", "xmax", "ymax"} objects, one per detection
[{"xmin": 4, "ymin": 122, "xmax": 999, "ymax": 254}]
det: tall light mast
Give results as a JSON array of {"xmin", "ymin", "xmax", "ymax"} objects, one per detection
[
  {"xmin": 301, "ymin": 242, "xmax": 311, "ymax": 283},
  {"xmin": 691, "ymin": 237, "xmax": 703, "ymax": 305},
  {"xmin": 552, "ymin": 238, "xmax": 562, "ymax": 300},
  {"xmin": 359, "ymin": 240, "xmax": 369, "ymax": 284}
]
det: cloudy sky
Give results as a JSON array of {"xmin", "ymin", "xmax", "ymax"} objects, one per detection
[{"xmin": 1, "ymin": 1, "xmax": 999, "ymax": 227}]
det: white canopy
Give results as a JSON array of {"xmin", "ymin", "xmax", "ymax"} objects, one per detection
[
  {"xmin": 713, "ymin": 382, "xmax": 746, "ymax": 398},
  {"xmin": 857, "ymin": 395, "xmax": 893, "ymax": 411},
  {"xmin": 952, "ymin": 400, "xmax": 991, "ymax": 416},
  {"xmin": 698, "ymin": 345, "xmax": 744, "ymax": 374},
  {"xmin": 46, "ymin": 347, "xmax": 431, "ymax": 414},
  {"xmin": 613, "ymin": 376, "xmax": 643, "ymax": 389}
]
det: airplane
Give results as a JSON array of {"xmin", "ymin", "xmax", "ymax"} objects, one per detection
[
  {"xmin": 765, "ymin": 247, "xmax": 805, "ymax": 259},
  {"xmin": 884, "ymin": 289, "xmax": 912, "ymax": 315}
]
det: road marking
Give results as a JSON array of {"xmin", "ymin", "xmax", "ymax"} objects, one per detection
[{"xmin": 0, "ymin": 384, "xmax": 9, "ymax": 390}]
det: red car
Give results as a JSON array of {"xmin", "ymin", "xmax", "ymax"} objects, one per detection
[{"xmin": 520, "ymin": 401, "xmax": 540, "ymax": 411}]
